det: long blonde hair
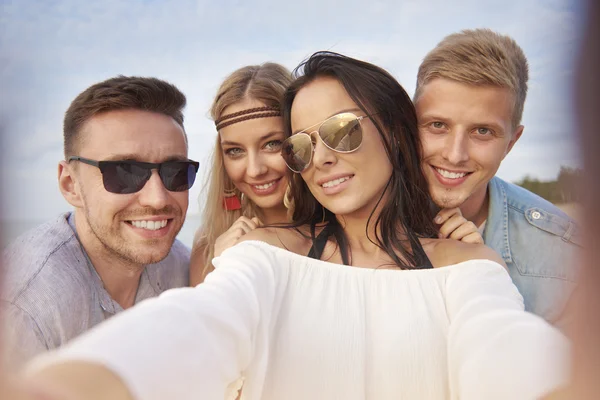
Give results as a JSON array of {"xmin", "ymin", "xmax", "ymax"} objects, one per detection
[{"xmin": 194, "ymin": 63, "xmax": 292, "ymax": 280}]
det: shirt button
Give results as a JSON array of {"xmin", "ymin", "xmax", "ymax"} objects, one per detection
[{"xmin": 532, "ymin": 211, "xmax": 542, "ymax": 220}]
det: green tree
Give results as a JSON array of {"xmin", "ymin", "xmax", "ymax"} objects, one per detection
[{"xmin": 514, "ymin": 166, "xmax": 582, "ymax": 203}]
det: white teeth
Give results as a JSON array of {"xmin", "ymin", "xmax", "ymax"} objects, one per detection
[
  {"xmin": 322, "ymin": 176, "xmax": 351, "ymax": 188},
  {"xmin": 254, "ymin": 181, "xmax": 276, "ymax": 190},
  {"xmin": 131, "ymin": 220, "xmax": 168, "ymax": 230},
  {"xmin": 435, "ymin": 168, "xmax": 468, "ymax": 179}
]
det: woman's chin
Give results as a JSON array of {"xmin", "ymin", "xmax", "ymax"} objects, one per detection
[
  {"xmin": 321, "ymin": 202, "xmax": 360, "ymax": 217},
  {"xmin": 248, "ymin": 196, "xmax": 285, "ymax": 212}
]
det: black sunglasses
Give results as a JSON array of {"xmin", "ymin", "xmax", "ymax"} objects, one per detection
[{"xmin": 68, "ymin": 156, "xmax": 200, "ymax": 194}]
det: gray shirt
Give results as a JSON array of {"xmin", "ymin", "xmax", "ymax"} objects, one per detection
[{"xmin": 1, "ymin": 212, "xmax": 190, "ymax": 370}]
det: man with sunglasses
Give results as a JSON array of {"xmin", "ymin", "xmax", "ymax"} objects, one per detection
[
  {"xmin": 1, "ymin": 76, "xmax": 199, "ymax": 369},
  {"xmin": 414, "ymin": 29, "xmax": 580, "ymax": 331}
]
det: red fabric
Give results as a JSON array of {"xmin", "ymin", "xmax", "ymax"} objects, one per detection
[{"xmin": 223, "ymin": 195, "xmax": 241, "ymax": 211}]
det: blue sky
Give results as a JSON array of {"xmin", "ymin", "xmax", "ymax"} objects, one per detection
[{"xmin": 0, "ymin": 0, "xmax": 585, "ymax": 221}]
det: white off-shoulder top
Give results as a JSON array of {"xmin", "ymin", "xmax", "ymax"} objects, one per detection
[{"xmin": 28, "ymin": 241, "xmax": 570, "ymax": 400}]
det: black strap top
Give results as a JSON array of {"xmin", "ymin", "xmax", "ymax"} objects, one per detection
[
  {"xmin": 306, "ymin": 223, "xmax": 342, "ymax": 262},
  {"xmin": 306, "ymin": 223, "xmax": 434, "ymax": 269}
]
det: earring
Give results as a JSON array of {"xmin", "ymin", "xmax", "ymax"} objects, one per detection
[{"xmin": 223, "ymin": 188, "xmax": 241, "ymax": 211}]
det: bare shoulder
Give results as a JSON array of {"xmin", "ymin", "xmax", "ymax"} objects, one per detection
[
  {"xmin": 237, "ymin": 227, "xmax": 287, "ymax": 247},
  {"xmin": 424, "ymin": 238, "xmax": 506, "ymax": 269},
  {"xmin": 237, "ymin": 226, "xmax": 312, "ymax": 255}
]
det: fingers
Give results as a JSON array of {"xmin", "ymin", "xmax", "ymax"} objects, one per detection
[
  {"xmin": 448, "ymin": 221, "xmax": 480, "ymax": 242},
  {"xmin": 434, "ymin": 207, "xmax": 462, "ymax": 225},
  {"xmin": 438, "ymin": 213, "xmax": 469, "ymax": 238},
  {"xmin": 457, "ymin": 232, "xmax": 485, "ymax": 244},
  {"xmin": 233, "ymin": 216, "xmax": 259, "ymax": 233},
  {"xmin": 213, "ymin": 216, "xmax": 261, "ymax": 257},
  {"xmin": 436, "ymin": 207, "xmax": 484, "ymax": 244}
]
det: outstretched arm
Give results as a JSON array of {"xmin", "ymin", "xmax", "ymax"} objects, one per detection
[
  {"xmin": 446, "ymin": 259, "xmax": 570, "ymax": 400},
  {"xmin": 22, "ymin": 242, "xmax": 278, "ymax": 400}
]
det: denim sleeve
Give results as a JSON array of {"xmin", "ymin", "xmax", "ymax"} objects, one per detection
[{"xmin": 1, "ymin": 299, "xmax": 49, "ymax": 371}]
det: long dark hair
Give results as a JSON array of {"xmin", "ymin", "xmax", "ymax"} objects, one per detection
[{"xmin": 282, "ymin": 51, "xmax": 438, "ymax": 269}]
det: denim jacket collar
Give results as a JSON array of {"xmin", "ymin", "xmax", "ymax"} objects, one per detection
[{"xmin": 483, "ymin": 177, "xmax": 513, "ymax": 263}]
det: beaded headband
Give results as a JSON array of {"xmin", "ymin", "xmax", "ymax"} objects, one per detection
[{"xmin": 215, "ymin": 106, "xmax": 281, "ymax": 130}]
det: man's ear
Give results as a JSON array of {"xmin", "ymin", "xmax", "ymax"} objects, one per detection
[
  {"xmin": 58, "ymin": 160, "xmax": 84, "ymax": 208},
  {"xmin": 504, "ymin": 125, "xmax": 524, "ymax": 158}
]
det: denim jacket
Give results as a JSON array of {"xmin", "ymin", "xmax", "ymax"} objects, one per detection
[{"xmin": 483, "ymin": 176, "xmax": 581, "ymax": 332}]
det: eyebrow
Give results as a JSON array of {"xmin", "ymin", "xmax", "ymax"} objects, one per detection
[
  {"xmin": 220, "ymin": 130, "xmax": 285, "ymax": 147},
  {"xmin": 292, "ymin": 108, "xmax": 362, "ymax": 135},
  {"xmin": 419, "ymin": 114, "xmax": 505, "ymax": 132},
  {"xmin": 102, "ymin": 154, "xmax": 189, "ymax": 162},
  {"xmin": 418, "ymin": 113, "xmax": 450, "ymax": 123}
]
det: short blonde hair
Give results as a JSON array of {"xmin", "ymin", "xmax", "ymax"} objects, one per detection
[{"xmin": 415, "ymin": 29, "xmax": 529, "ymax": 128}]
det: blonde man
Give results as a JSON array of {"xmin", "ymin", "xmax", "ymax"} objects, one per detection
[{"xmin": 415, "ymin": 29, "xmax": 580, "ymax": 331}]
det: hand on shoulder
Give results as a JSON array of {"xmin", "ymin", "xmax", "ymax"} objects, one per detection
[
  {"xmin": 236, "ymin": 226, "xmax": 285, "ymax": 247},
  {"xmin": 426, "ymin": 239, "xmax": 506, "ymax": 270},
  {"xmin": 214, "ymin": 216, "xmax": 261, "ymax": 257},
  {"xmin": 235, "ymin": 225, "xmax": 312, "ymax": 255},
  {"xmin": 434, "ymin": 207, "xmax": 484, "ymax": 244}
]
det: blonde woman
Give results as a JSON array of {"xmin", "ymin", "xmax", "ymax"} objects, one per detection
[{"xmin": 190, "ymin": 63, "xmax": 293, "ymax": 285}]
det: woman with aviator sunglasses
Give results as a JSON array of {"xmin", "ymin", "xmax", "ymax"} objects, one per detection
[
  {"xmin": 22, "ymin": 53, "xmax": 568, "ymax": 400},
  {"xmin": 192, "ymin": 63, "xmax": 483, "ymax": 287}
]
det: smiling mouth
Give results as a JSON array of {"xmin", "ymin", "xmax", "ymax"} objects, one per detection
[
  {"xmin": 434, "ymin": 167, "xmax": 471, "ymax": 179},
  {"xmin": 251, "ymin": 179, "xmax": 279, "ymax": 190},
  {"xmin": 321, "ymin": 175, "xmax": 353, "ymax": 188},
  {"xmin": 127, "ymin": 219, "xmax": 169, "ymax": 231}
]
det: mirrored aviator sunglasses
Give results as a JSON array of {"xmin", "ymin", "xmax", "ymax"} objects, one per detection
[
  {"xmin": 68, "ymin": 156, "xmax": 200, "ymax": 194},
  {"xmin": 281, "ymin": 112, "xmax": 368, "ymax": 173}
]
